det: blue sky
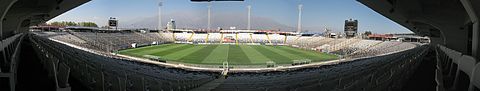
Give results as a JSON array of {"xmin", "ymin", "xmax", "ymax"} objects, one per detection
[{"xmin": 49, "ymin": 0, "xmax": 412, "ymax": 34}]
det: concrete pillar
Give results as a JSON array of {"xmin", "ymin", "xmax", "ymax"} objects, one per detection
[
  {"xmin": 460, "ymin": 0, "xmax": 479, "ymax": 59},
  {"xmin": 0, "ymin": 21, "xmax": 2, "ymax": 39},
  {"xmin": 473, "ymin": 22, "xmax": 479, "ymax": 58}
]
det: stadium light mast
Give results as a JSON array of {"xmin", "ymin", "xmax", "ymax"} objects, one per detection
[
  {"xmin": 247, "ymin": 5, "xmax": 251, "ymax": 30},
  {"xmin": 158, "ymin": 0, "xmax": 163, "ymax": 31},
  {"xmin": 207, "ymin": 3, "xmax": 212, "ymax": 30},
  {"xmin": 297, "ymin": 4, "xmax": 303, "ymax": 34}
]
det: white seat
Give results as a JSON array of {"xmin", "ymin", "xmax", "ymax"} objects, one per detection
[
  {"xmin": 57, "ymin": 63, "xmax": 71, "ymax": 88},
  {"xmin": 450, "ymin": 50, "xmax": 462, "ymax": 64},
  {"xmin": 458, "ymin": 55, "xmax": 476, "ymax": 77},
  {"xmin": 471, "ymin": 63, "xmax": 480, "ymax": 90}
]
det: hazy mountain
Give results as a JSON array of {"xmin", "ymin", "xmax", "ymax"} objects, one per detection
[{"xmin": 124, "ymin": 12, "xmax": 297, "ymax": 31}]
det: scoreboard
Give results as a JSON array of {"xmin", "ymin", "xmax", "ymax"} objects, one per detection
[
  {"xmin": 108, "ymin": 20, "xmax": 117, "ymax": 27},
  {"xmin": 344, "ymin": 19, "xmax": 358, "ymax": 38}
]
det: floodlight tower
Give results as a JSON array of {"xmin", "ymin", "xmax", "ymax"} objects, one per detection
[
  {"xmin": 247, "ymin": 5, "xmax": 251, "ymax": 30},
  {"xmin": 191, "ymin": 0, "xmax": 244, "ymax": 30},
  {"xmin": 207, "ymin": 3, "xmax": 212, "ymax": 30},
  {"xmin": 297, "ymin": 4, "xmax": 303, "ymax": 34},
  {"xmin": 158, "ymin": 0, "xmax": 163, "ymax": 31}
]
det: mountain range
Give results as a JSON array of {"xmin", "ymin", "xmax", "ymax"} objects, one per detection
[{"xmin": 124, "ymin": 12, "xmax": 301, "ymax": 32}]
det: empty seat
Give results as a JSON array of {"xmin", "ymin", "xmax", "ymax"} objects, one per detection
[
  {"xmin": 458, "ymin": 55, "xmax": 476, "ymax": 76},
  {"xmin": 450, "ymin": 50, "xmax": 463, "ymax": 64},
  {"xmin": 471, "ymin": 63, "xmax": 480, "ymax": 90}
]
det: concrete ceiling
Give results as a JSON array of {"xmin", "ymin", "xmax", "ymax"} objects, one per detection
[
  {"xmin": 358, "ymin": 0, "xmax": 479, "ymax": 55},
  {"xmin": 1, "ymin": 0, "xmax": 90, "ymax": 39}
]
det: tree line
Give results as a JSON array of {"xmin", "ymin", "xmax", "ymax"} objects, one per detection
[{"xmin": 48, "ymin": 21, "xmax": 98, "ymax": 27}]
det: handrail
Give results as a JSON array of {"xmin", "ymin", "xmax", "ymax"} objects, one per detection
[
  {"xmin": 0, "ymin": 33, "xmax": 22, "ymax": 51},
  {"xmin": 473, "ymin": 63, "xmax": 480, "ymax": 89},
  {"xmin": 9, "ymin": 33, "xmax": 24, "ymax": 72}
]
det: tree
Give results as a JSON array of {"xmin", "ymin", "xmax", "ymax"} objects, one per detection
[
  {"xmin": 77, "ymin": 22, "xmax": 98, "ymax": 27},
  {"xmin": 48, "ymin": 21, "xmax": 98, "ymax": 27},
  {"xmin": 364, "ymin": 31, "xmax": 372, "ymax": 36},
  {"xmin": 65, "ymin": 21, "xmax": 77, "ymax": 26},
  {"xmin": 49, "ymin": 21, "xmax": 63, "ymax": 26}
]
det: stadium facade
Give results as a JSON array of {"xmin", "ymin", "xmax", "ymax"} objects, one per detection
[{"xmin": 0, "ymin": 0, "xmax": 478, "ymax": 91}]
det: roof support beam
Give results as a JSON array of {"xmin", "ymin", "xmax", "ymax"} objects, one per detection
[{"xmin": 0, "ymin": 0, "xmax": 17, "ymax": 40}]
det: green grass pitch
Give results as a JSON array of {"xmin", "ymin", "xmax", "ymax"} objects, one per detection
[{"xmin": 117, "ymin": 44, "xmax": 338, "ymax": 65}]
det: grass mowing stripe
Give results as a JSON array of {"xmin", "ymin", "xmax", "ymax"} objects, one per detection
[
  {"xmin": 180, "ymin": 45, "xmax": 219, "ymax": 63},
  {"xmin": 316, "ymin": 53, "xmax": 338, "ymax": 61},
  {"xmin": 120, "ymin": 44, "xmax": 338, "ymax": 65},
  {"xmin": 278, "ymin": 46, "xmax": 338, "ymax": 61},
  {"xmin": 202, "ymin": 45, "xmax": 229, "ymax": 64},
  {"xmin": 163, "ymin": 45, "xmax": 207, "ymax": 61},
  {"xmin": 261, "ymin": 45, "xmax": 304, "ymax": 60},
  {"xmin": 240, "ymin": 45, "xmax": 270, "ymax": 64},
  {"xmin": 276, "ymin": 46, "xmax": 321, "ymax": 59},
  {"xmin": 251, "ymin": 45, "xmax": 292, "ymax": 64},
  {"xmin": 118, "ymin": 44, "xmax": 175, "ymax": 56},
  {"xmin": 117, "ymin": 50, "xmax": 143, "ymax": 57},
  {"xmin": 279, "ymin": 46, "xmax": 325, "ymax": 56},
  {"xmin": 119, "ymin": 44, "xmax": 172, "ymax": 53},
  {"xmin": 151, "ymin": 45, "xmax": 194, "ymax": 56},
  {"xmin": 134, "ymin": 44, "xmax": 186, "ymax": 55},
  {"xmin": 227, "ymin": 45, "xmax": 251, "ymax": 65}
]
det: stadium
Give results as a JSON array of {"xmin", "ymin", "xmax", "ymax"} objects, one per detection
[
  {"xmin": 1, "ymin": 0, "xmax": 479, "ymax": 91},
  {"xmin": 27, "ymin": 27, "xmax": 427, "ymax": 90},
  {"xmin": 36, "ymin": 28, "xmax": 425, "ymax": 69},
  {"xmin": 116, "ymin": 30, "xmax": 340, "ymax": 67}
]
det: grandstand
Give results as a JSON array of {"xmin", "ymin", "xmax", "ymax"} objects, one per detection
[
  {"xmin": 26, "ymin": 29, "xmax": 428, "ymax": 90},
  {"xmin": 34, "ymin": 29, "xmax": 424, "ymax": 67},
  {"xmin": 15, "ymin": 28, "xmax": 426, "ymax": 91}
]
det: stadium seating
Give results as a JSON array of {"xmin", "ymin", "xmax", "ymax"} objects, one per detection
[
  {"xmin": 30, "ymin": 34, "xmax": 216, "ymax": 91},
  {"xmin": 169, "ymin": 32, "xmax": 289, "ymax": 44},
  {"xmin": 0, "ymin": 33, "xmax": 25, "ymax": 91},
  {"xmin": 56, "ymin": 31, "xmax": 422, "ymax": 60},
  {"xmin": 39, "ymin": 31, "xmax": 174, "ymax": 52},
  {"xmin": 208, "ymin": 46, "xmax": 427, "ymax": 90},
  {"xmin": 435, "ymin": 45, "xmax": 480, "ymax": 91},
  {"xmin": 29, "ymin": 31, "xmax": 431, "ymax": 90}
]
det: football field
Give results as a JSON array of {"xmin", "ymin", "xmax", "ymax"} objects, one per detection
[{"xmin": 118, "ymin": 44, "xmax": 338, "ymax": 65}]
